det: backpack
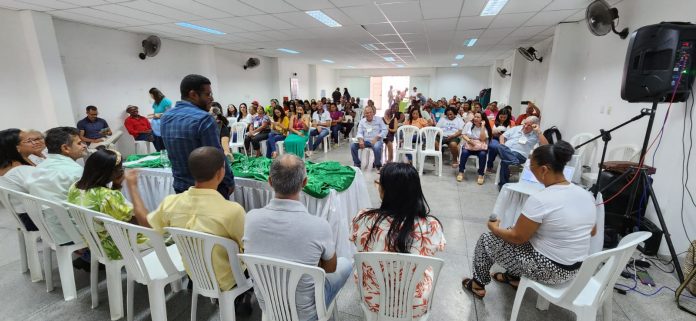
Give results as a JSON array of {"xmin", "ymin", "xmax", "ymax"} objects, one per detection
[{"xmin": 543, "ymin": 126, "xmax": 562, "ymax": 144}]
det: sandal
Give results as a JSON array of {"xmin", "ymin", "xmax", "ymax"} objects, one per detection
[
  {"xmin": 451, "ymin": 162, "xmax": 459, "ymax": 168},
  {"xmin": 492, "ymin": 272, "xmax": 520, "ymax": 290},
  {"xmin": 456, "ymin": 173, "xmax": 464, "ymax": 182},
  {"xmin": 462, "ymin": 278, "xmax": 486, "ymax": 299}
]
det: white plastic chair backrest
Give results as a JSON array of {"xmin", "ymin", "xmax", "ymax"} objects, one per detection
[
  {"xmin": 96, "ymin": 216, "xmax": 179, "ymax": 284},
  {"xmin": 396, "ymin": 125, "xmax": 420, "ymax": 151},
  {"xmin": 165, "ymin": 227, "xmax": 251, "ymax": 298},
  {"xmin": 354, "ymin": 252, "xmax": 444, "ymax": 320},
  {"xmin": 238, "ymin": 253, "xmax": 329, "ymax": 321},
  {"xmin": 62, "ymin": 202, "xmax": 111, "ymax": 262},
  {"xmin": 420, "ymin": 127, "xmax": 443, "ymax": 152},
  {"xmin": 355, "ymin": 109, "xmax": 363, "ymax": 122},
  {"xmin": 0, "ymin": 186, "xmax": 31, "ymax": 233},
  {"xmin": 231, "ymin": 122, "xmax": 248, "ymax": 144},
  {"xmin": 570, "ymin": 133, "xmax": 596, "ymax": 167},
  {"xmin": 16, "ymin": 190, "xmax": 83, "ymax": 246},
  {"xmin": 556, "ymin": 231, "xmax": 651, "ymax": 307},
  {"xmin": 607, "ymin": 144, "xmax": 640, "ymax": 162}
]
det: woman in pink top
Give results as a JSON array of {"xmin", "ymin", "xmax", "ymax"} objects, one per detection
[{"xmin": 351, "ymin": 162, "xmax": 445, "ymax": 317}]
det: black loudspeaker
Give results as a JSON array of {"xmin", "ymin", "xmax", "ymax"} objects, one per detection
[
  {"xmin": 595, "ymin": 170, "xmax": 663, "ymax": 254},
  {"xmin": 621, "ymin": 22, "xmax": 696, "ymax": 103}
]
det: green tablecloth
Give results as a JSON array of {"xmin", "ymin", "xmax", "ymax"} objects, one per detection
[{"xmin": 124, "ymin": 152, "xmax": 356, "ymax": 198}]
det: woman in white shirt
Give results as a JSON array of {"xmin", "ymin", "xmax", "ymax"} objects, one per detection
[
  {"xmin": 461, "ymin": 141, "xmax": 597, "ymax": 299},
  {"xmin": 236, "ymin": 103, "xmax": 252, "ymax": 125},
  {"xmin": 457, "ymin": 111, "xmax": 492, "ymax": 184},
  {"xmin": 0, "ymin": 128, "xmax": 38, "ymax": 231}
]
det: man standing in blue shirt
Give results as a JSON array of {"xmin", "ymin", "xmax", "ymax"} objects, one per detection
[{"xmin": 161, "ymin": 74, "xmax": 235, "ymax": 197}]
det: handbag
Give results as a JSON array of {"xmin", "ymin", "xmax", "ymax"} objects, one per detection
[{"xmin": 466, "ymin": 139, "xmax": 488, "ymax": 151}]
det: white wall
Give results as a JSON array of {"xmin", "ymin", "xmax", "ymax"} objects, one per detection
[
  {"xmin": 277, "ymin": 58, "xmax": 309, "ymax": 100},
  {"xmin": 215, "ymin": 49, "xmax": 278, "ymax": 107},
  {"xmin": 315, "ymin": 65, "xmax": 336, "ymax": 99},
  {"xmin": 490, "ymin": 55, "xmax": 514, "ymax": 106},
  {"xmin": 0, "ymin": 9, "xmax": 73, "ymax": 130},
  {"xmin": 518, "ymin": 36, "xmax": 553, "ymax": 110},
  {"xmin": 539, "ymin": 0, "xmax": 696, "ymax": 255}
]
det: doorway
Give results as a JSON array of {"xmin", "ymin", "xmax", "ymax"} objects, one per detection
[{"xmin": 369, "ymin": 76, "xmax": 410, "ymax": 116}]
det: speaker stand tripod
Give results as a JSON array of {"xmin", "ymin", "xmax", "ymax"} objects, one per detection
[{"xmin": 575, "ymin": 101, "xmax": 685, "ymax": 283}]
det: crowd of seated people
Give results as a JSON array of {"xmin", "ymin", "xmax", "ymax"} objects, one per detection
[{"xmin": 0, "ymin": 72, "xmax": 613, "ymax": 321}]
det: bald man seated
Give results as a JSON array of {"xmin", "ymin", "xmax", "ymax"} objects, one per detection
[{"xmin": 147, "ymin": 146, "xmax": 252, "ymax": 314}]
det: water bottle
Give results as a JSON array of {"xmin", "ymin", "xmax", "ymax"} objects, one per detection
[{"xmin": 160, "ymin": 150, "xmax": 171, "ymax": 168}]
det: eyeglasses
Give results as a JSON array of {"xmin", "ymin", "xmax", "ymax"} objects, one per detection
[{"xmin": 21, "ymin": 138, "xmax": 44, "ymax": 144}]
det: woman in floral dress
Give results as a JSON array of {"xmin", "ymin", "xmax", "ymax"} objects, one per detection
[{"xmin": 350, "ymin": 162, "xmax": 446, "ymax": 317}]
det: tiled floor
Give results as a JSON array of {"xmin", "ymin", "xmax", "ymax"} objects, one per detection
[{"xmin": 0, "ymin": 142, "xmax": 693, "ymax": 321}]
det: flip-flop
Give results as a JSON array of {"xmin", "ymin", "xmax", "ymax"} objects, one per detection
[
  {"xmin": 492, "ymin": 272, "xmax": 520, "ymax": 290},
  {"xmin": 462, "ymin": 278, "xmax": 485, "ymax": 299}
]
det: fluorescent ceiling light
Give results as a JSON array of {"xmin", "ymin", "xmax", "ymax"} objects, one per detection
[
  {"xmin": 480, "ymin": 0, "xmax": 509, "ymax": 16},
  {"xmin": 361, "ymin": 43, "xmax": 378, "ymax": 50},
  {"xmin": 322, "ymin": 59, "xmax": 335, "ymax": 63},
  {"xmin": 396, "ymin": 64, "xmax": 405, "ymax": 68},
  {"xmin": 451, "ymin": 63, "xmax": 459, "ymax": 66},
  {"xmin": 465, "ymin": 38, "xmax": 478, "ymax": 47},
  {"xmin": 346, "ymin": 65, "xmax": 356, "ymax": 68},
  {"xmin": 306, "ymin": 10, "xmax": 342, "ymax": 27},
  {"xmin": 175, "ymin": 22, "xmax": 225, "ymax": 35},
  {"xmin": 384, "ymin": 57, "xmax": 395, "ymax": 62},
  {"xmin": 277, "ymin": 48, "xmax": 300, "ymax": 54},
  {"xmin": 455, "ymin": 54, "xmax": 465, "ymax": 60}
]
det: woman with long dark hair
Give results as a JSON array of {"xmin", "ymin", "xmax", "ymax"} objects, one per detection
[
  {"xmin": 0, "ymin": 128, "xmax": 38, "ymax": 231},
  {"xmin": 266, "ymin": 106, "xmax": 289, "ymax": 158},
  {"xmin": 67, "ymin": 149, "xmax": 149, "ymax": 260},
  {"xmin": 351, "ymin": 162, "xmax": 445, "ymax": 317},
  {"xmin": 284, "ymin": 104, "xmax": 310, "ymax": 158},
  {"xmin": 237, "ymin": 103, "xmax": 252, "ymax": 124},
  {"xmin": 486, "ymin": 108, "xmax": 515, "ymax": 173},
  {"xmin": 457, "ymin": 110, "xmax": 493, "ymax": 185},
  {"xmin": 148, "ymin": 87, "xmax": 171, "ymax": 151}
]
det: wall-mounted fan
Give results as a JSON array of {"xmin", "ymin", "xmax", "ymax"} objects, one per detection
[
  {"xmin": 586, "ymin": 0, "xmax": 629, "ymax": 39},
  {"xmin": 518, "ymin": 47, "xmax": 543, "ymax": 63},
  {"xmin": 139, "ymin": 35, "xmax": 161, "ymax": 60},
  {"xmin": 497, "ymin": 67, "xmax": 511, "ymax": 78},
  {"xmin": 244, "ymin": 57, "xmax": 260, "ymax": 70}
]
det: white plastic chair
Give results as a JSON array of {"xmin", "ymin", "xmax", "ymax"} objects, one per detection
[
  {"xmin": 510, "ymin": 231, "xmax": 652, "ymax": 321},
  {"xmin": 17, "ymin": 191, "xmax": 86, "ymax": 301},
  {"xmin": 165, "ymin": 227, "xmax": 253, "ymax": 321},
  {"xmin": 133, "ymin": 140, "xmax": 152, "ymax": 155},
  {"xmin": 96, "ymin": 216, "xmax": 186, "ymax": 321},
  {"xmin": 63, "ymin": 202, "xmax": 126, "ymax": 320},
  {"xmin": 351, "ymin": 138, "xmax": 375, "ymax": 170},
  {"xmin": 230, "ymin": 121, "xmax": 248, "ymax": 155},
  {"xmin": 395, "ymin": 125, "xmax": 421, "ymax": 167},
  {"xmin": 308, "ymin": 126, "xmax": 330, "ymax": 154},
  {"xmin": 0, "ymin": 186, "xmax": 43, "ymax": 282},
  {"xmin": 276, "ymin": 141, "xmax": 285, "ymax": 156},
  {"xmin": 417, "ymin": 127, "xmax": 444, "ymax": 176},
  {"xmin": 238, "ymin": 254, "xmax": 338, "ymax": 321},
  {"xmin": 581, "ymin": 144, "xmax": 640, "ymax": 187},
  {"xmin": 353, "ymin": 252, "xmax": 445, "ymax": 321}
]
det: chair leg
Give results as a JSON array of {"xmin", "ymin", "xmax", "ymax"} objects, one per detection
[
  {"xmin": 90, "ymin": 257, "xmax": 99, "ymax": 308},
  {"xmin": 576, "ymin": 307, "xmax": 598, "ymax": 321},
  {"xmin": 55, "ymin": 247, "xmax": 77, "ymax": 301},
  {"xmin": 602, "ymin": 294, "xmax": 613, "ymax": 321},
  {"xmin": 17, "ymin": 230, "xmax": 28, "ymax": 273},
  {"xmin": 25, "ymin": 234, "xmax": 43, "ymax": 282},
  {"xmin": 147, "ymin": 283, "xmax": 168, "ymax": 321},
  {"xmin": 535, "ymin": 293, "xmax": 550, "ymax": 311},
  {"xmin": 509, "ymin": 285, "xmax": 528, "ymax": 321},
  {"xmin": 126, "ymin": 278, "xmax": 134, "ymax": 321},
  {"xmin": 43, "ymin": 246, "xmax": 54, "ymax": 292},
  {"xmin": 437, "ymin": 155, "xmax": 442, "ymax": 176},
  {"xmin": 105, "ymin": 263, "xmax": 124, "ymax": 321},
  {"xmin": 191, "ymin": 288, "xmax": 199, "ymax": 321},
  {"xmin": 219, "ymin": 293, "xmax": 236, "ymax": 321}
]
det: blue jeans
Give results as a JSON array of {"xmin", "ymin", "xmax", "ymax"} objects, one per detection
[
  {"xmin": 351, "ymin": 140, "xmax": 383, "ymax": 168},
  {"xmin": 323, "ymin": 257, "xmax": 352, "ymax": 311},
  {"xmin": 330, "ymin": 125, "xmax": 341, "ymax": 143},
  {"xmin": 486, "ymin": 138, "xmax": 500, "ymax": 169},
  {"xmin": 459, "ymin": 149, "xmax": 487, "ymax": 175},
  {"xmin": 498, "ymin": 144, "xmax": 527, "ymax": 187},
  {"xmin": 266, "ymin": 132, "xmax": 286, "ymax": 158},
  {"xmin": 310, "ymin": 128, "xmax": 330, "ymax": 151}
]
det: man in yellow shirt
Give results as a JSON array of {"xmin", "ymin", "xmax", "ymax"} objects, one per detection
[{"xmin": 148, "ymin": 146, "xmax": 252, "ymax": 314}]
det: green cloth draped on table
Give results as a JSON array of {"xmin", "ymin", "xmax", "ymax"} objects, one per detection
[{"xmin": 124, "ymin": 152, "xmax": 356, "ymax": 198}]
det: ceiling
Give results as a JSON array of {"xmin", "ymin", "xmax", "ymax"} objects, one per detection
[{"xmin": 0, "ymin": 0, "xmax": 622, "ymax": 68}]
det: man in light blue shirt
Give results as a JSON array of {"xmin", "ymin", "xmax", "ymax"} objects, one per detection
[
  {"xmin": 351, "ymin": 106, "xmax": 388, "ymax": 170},
  {"xmin": 26, "ymin": 127, "xmax": 86, "ymax": 245},
  {"xmin": 496, "ymin": 116, "xmax": 548, "ymax": 189}
]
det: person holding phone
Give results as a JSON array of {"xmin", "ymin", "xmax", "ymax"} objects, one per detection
[{"xmin": 77, "ymin": 105, "xmax": 111, "ymax": 145}]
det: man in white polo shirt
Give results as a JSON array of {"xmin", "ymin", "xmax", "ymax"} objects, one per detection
[{"xmin": 309, "ymin": 106, "xmax": 331, "ymax": 154}]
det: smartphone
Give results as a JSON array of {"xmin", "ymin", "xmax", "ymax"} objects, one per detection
[{"xmin": 636, "ymin": 271, "xmax": 655, "ymax": 286}]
